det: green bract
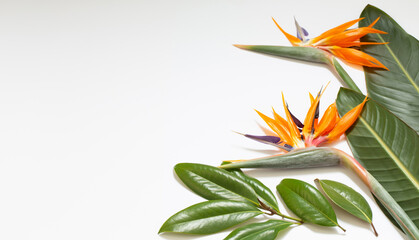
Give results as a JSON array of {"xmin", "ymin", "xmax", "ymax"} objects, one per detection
[
  {"xmin": 220, "ymin": 147, "xmax": 341, "ymax": 170},
  {"xmin": 234, "ymin": 45, "xmax": 329, "ymax": 64}
]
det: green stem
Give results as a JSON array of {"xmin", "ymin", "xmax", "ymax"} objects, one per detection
[
  {"xmin": 331, "ymin": 58, "xmax": 362, "ymax": 93},
  {"xmin": 258, "ymin": 199, "xmax": 303, "ymax": 224},
  {"xmin": 274, "ymin": 210, "xmax": 304, "ymax": 224}
]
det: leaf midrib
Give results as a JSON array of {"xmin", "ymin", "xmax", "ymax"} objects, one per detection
[
  {"xmin": 170, "ymin": 210, "xmax": 262, "ymax": 226},
  {"xmin": 321, "ymin": 182, "xmax": 371, "ymax": 223},
  {"xmin": 187, "ymin": 170, "xmax": 258, "ymax": 205},
  {"xmin": 358, "ymin": 116, "xmax": 419, "ymax": 190},
  {"xmin": 374, "ymin": 33, "xmax": 419, "ymax": 94},
  {"xmin": 284, "ymin": 185, "xmax": 339, "ymax": 226},
  {"xmin": 363, "ymin": 9, "xmax": 419, "ymax": 95}
]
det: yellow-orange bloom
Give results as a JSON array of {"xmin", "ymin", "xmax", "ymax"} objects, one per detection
[
  {"xmin": 241, "ymin": 89, "xmax": 367, "ymax": 152},
  {"xmin": 272, "ymin": 17, "xmax": 388, "ymax": 70}
]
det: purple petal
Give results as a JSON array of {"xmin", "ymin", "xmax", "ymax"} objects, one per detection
[
  {"xmin": 242, "ymin": 134, "xmax": 293, "ymax": 151},
  {"xmin": 295, "ymin": 18, "xmax": 309, "ymax": 42},
  {"xmin": 244, "ymin": 134, "xmax": 281, "ymax": 144},
  {"xmin": 302, "ymin": 27, "xmax": 309, "ymax": 36},
  {"xmin": 284, "ymin": 144, "xmax": 293, "ymax": 149},
  {"xmin": 286, "ymin": 104, "xmax": 304, "ymax": 129}
]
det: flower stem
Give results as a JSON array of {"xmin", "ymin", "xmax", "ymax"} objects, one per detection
[
  {"xmin": 335, "ymin": 149, "xmax": 419, "ymax": 240},
  {"xmin": 331, "ymin": 58, "xmax": 361, "ymax": 93}
]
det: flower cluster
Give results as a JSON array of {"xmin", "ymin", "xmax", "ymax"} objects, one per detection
[
  {"xmin": 242, "ymin": 87, "xmax": 367, "ymax": 152},
  {"xmin": 272, "ymin": 17, "xmax": 388, "ymax": 69}
]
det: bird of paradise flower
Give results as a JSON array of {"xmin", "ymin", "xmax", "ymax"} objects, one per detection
[
  {"xmin": 235, "ymin": 86, "xmax": 367, "ymax": 154},
  {"xmin": 271, "ymin": 17, "xmax": 388, "ymax": 69},
  {"xmin": 234, "ymin": 17, "xmax": 388, "ymax": 92}
]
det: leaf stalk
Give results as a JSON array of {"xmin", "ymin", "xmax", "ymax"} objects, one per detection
[{"xmin": 331, "ymin": 58, "xmax": 362, "ymax": 93}]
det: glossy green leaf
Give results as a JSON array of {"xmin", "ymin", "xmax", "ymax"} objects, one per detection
[
  {"xmin": 159, "ymin": 200, "xmax": 262, "ymax": 234},
  {"xmin": 224, "ymin": 220, "xmax": 293, "ymax": 240},
  {"xmin": 234, "ymin": 45, "xmax": 329, "ymax": 64},
  {"xmin": 228, "ymin": 168, "xmax": 279, "ymax": 212},
  {"xmin": 360, "ymin": 5, "xmax": 419, "ymax": 133},
  {"xmin": 336, "ymin": 88, "xmax": 419, "ymax": 238},
  {"xmin": 276, "ymin": 178, "xmax": 344, "ymax": 230},
  {"xmin": 316, "ymin": 179, "xmax": 376, "ymax": 235},
  {"xmin": 174, "ymin": 163, "xmax": 259, "ymax": 205}
]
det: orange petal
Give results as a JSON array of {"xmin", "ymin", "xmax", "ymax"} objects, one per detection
[
  {"xmin": 281, "ymin": 93, "xmax": 302, "ymax": 145},
  {"xmin": 302, "ymin": 94, "xmax": 320, "ymax": 139},
  {"xmin": 309, "ymin": 18, "xmax": 364, "ymax": 45},
  {"xmin": 255, "ymin": 110, "xmax": 293, "ymax": 145},
  {"xmin": 272, "ymin": 108, "xmax": 288, "ymax": 126},
  {"xmin": 272, "ymin": 17, "xmax": 302, "ymax": 46},
  {"xmin": 335, "ymin": 41, "xmax": 388, "ymax": 48},
  {"xmin": 272, "ymin": 107, "xmax": 291, "ymax": 130},
  {"xmin": 302, "ymin": 84, "xmax": 328, "ymax": 139},
  {"xmin": 309, "ymin": 92, "xmax": 315, "ymax": 104},
  {"xmin": 329, "ymin": 47, "xmax": 388, "ymax": 70},
  {"xmin": 368, "ymin": 17, "xmax": 381, "ymax": 28},
  {"xmin": 327, "ymin": 96, "xmax": 368, "ymax": 142},
  {"xmin": 314, "ymin": 103, "xmax": 338, "ymax": 138},
  {"xmin": 316, "ymin": 27, "xmax": 387, "ymax": 47}
]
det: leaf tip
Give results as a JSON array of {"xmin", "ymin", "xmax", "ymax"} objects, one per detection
[{"xmin": 233, "ymin": 44, "xmax": 250, "ymax": 50}]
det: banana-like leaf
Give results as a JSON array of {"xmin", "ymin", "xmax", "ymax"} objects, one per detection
[
  {"xmin": 159, "ymin": 200, "xmax": 262, "ymax": 234},
  {"xmin": 360, "ymin": 5, "xmax": 419, "ymax": 133},
  {"xmin": 174, "ymin": 163, "xmax": 259, "ymax": 205},
  {"xmin": 277, "ymin": 179, "xmax": 345, "ymax": 231},
  {"xmin": 336, "ymin": 88, "xmax": 419, "ymax": 238},
  {"xmin": 224, "ymin": 220, "xmax": 293, "ymax": 240},
  {"xmin": 228, "ymin": 169, "xmax": 280, "ymax": 213}
]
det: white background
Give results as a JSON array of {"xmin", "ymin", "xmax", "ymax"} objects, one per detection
[{"xmin": 0, "ymin": 0, "xmax": 417, "ymax": 239}]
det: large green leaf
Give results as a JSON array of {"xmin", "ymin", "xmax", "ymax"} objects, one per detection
[
  {"xmin": 276, "ymin": 179, "xmax": 344, "ymax": 230},
  {"xmin": 224, "ymin": 220, "xmax": 293, "ymax": 240},
  {"xmin": 336, "ymin": 88, "xmax": 419, "ymax": 236},
  {"xmin": 159, "ymin": 200, "xmax": 262, "ymax": 234},
  {"xmin": 174, "ymin": 163, "xmax": 259, "ymax": 205},
  {"xmin": 360, "ymin": 5, "xmax": 419, "ymax": 133},
  {"xmin": 228, "ymin": 169, "xmax": 280, "ymax": 212}
]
